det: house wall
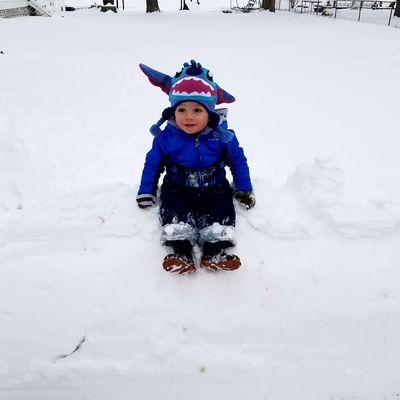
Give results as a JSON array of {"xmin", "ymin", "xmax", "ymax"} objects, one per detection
[{"xmin": 0, "ymin": 0, "xmax": 31, "ymax": 17}]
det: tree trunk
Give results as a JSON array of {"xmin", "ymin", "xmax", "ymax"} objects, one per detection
[
  {"xmin": 262, "ymin": 0, "xmax": 276, "ymax": 12},
  {"xmin": 394, "ymin": 0, "xmax": 400, "ymax": 18},
  {"xmin": 146, "ymin": 0, "xmax": 160, "ymax": 12}
]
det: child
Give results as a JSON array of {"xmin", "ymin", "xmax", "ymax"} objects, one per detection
[{"xmin": 137, "ymin": 60, "xmax": 255, "ymax": 275}]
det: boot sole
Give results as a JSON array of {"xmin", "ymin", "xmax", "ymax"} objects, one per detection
[
  {"xmin": 200, "ymin": 257, "xmax": 241, "ymax": 271},
  {"xmin": 163, "ymin": 256, "xmax": 196, "ymax": 275}
]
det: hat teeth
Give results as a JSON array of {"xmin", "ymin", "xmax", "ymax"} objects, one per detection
[
  {"xmin": 192, "ymin": 91, "xmax": 212, "ymax": 97},
  {"xmin": 171, "ymin": 90, "xmax": 212, "ymax": 98}
]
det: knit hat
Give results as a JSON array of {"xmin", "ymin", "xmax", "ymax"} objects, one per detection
[{"xmin": 139, "ymin": 60, "xmax": 236, "ymax": 140}]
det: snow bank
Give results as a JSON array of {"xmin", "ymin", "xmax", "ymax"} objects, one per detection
[
  {"xmin": 249, "ymin": 156, "xmax": 400, "ymax": 238},
  {"xmin": 0, "ymin": 90, "xmax": 23, "ymax": 244}
]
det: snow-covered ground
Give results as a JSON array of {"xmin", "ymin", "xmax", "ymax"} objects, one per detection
[{"xmin": 1, "ymin": 4, "xmax": 400, "ymax": 399}]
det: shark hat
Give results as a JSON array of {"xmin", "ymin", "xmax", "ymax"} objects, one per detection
[{"xmin": 139, "ymin": 60, "xmax": 236, "ymax": 139}]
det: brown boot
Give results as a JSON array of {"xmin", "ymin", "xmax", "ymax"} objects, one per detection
[
  {"xmin": 163, "ymin": 254, "xmax": 196, "ymax": 275},
  {"xmin": 201, "ymin": 253, "xmax": 241, "ymax": 271}
]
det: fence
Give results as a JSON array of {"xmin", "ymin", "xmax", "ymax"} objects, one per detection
[{"xmin": 290, "ymin": 0, "xmax": 397, "ymax": 26}]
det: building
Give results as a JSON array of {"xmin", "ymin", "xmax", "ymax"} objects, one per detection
[{"xmin": 0, "ymin": 0, "xmax": 55, "ymax": 17}]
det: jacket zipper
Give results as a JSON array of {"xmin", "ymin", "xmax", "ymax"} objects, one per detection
[{"xmin": 194, "ymin": 136, "xmax": 203, "ymax": 189}]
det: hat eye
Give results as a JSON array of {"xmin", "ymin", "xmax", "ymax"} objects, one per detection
[
  {"xmin": 175, "ymin": 67, "xmax": 183, "ymax": 78},
  {"xmin": 206, "ymin": 70, "xmax": 213, "ymax": 81}
]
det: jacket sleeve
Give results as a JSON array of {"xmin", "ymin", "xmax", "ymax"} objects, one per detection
[
  {"xmin": 225, "ymin": 133, "xmax": 253, "ymax": 192},
  {"xmin": 138, "ymin": 135, "xmax": 166, "ymax": 196}
]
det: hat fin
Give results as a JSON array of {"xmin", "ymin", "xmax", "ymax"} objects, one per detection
[
  {"xmin": 139, "ymin": 63, "xmax": 172, "ymax": 95},
  {"xmin": 216, "ymin": 86, "xmax": 235, "ymax": 105}
]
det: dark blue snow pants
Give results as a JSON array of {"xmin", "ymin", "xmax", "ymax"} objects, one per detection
[{"xmin": 159, "ymin": 178, "xmax": 236, "ymax": 231}]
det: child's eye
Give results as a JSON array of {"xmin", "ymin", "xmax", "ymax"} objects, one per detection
[
  {"xmin": 177, "ymin": 108, "xmax": 186, "ymax": 113},
  {"xmin": 194, "ymin": 108, "xmax": 203, "ymax": 113}
]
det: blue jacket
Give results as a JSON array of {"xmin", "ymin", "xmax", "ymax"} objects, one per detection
[{"xmin": 138, "ymin": 123, "xmax": 252, "ymax": 196}]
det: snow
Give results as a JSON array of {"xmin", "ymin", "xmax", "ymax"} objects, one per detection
[{"xmin": 1, "ymin": 3, "xmax": 400, "ymax": 399}]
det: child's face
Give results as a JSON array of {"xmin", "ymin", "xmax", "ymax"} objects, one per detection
[{"xmin": 174, "ymin": 101, "xmax": 209, "ymax": 135}]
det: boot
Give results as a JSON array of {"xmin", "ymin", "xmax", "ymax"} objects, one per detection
[
  {"xmin": 163, "ymin": 240, "xmax": 196, "ymax": 275},
  {"xmin": 201, "ymin": 241, "xmax": 241, "ymax": 271},
  {"xmin": 163, "ymin": 254, "xmax": 196, "ymax": 275}
]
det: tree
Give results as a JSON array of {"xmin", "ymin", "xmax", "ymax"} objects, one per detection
[
  {"xmin": 261, "ymin": 0, "xmax": 275, "ymax": 12},
  {"xmin": 179, "ymin": 0, "xmax": 189, "ymax": 9},
  {"xmin": 394, "ymin": 0, "xmax": 400, "ymax": 18},
  {"xmin": 146, "ymin": 0, "xmax": 160, "ymax": 12}
]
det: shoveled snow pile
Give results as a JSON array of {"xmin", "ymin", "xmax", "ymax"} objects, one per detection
[{"xmin": 1, "ymin": 4, "xmax": 400, "ymax": 400}]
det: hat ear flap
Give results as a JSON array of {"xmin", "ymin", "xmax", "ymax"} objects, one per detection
[
  {"xmin": 162, "ymin": 106, "xmax": 175, "ymax": 120},
  {"xmin": 208, "ymin": 112, "xmax": 220, "ymax": 129},
  {"xmin": 139, "ymin": 63, "xmax": 172, "ymax": 95},
  {"xmin": 216, "ymin": 86, "xmax": 235, "ymax": 105}
]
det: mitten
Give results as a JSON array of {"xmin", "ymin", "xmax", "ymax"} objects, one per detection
[
  {"xmin": 234, "ymin": 191, "xmax": 256, "ymax": 210},
  {"xmin": 136, "ymin": 194, "xmax": 157, "ymax": 209}
]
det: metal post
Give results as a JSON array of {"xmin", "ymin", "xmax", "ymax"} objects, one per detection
[
  {"xmin": 316, "ymin": 0, "xmax": 320, "ymax": 14},
  {"xmin": 358, "ymin": 0, "xmax": 363, "ymax": 21},
  {"xmin": 388, "ymin": 3, "xmax": 394, "ymax": 25},
  {"xmin": 334, "ymin": 0, "xmax": 338, "ymax": 18},
  {"xmin": 122, "ymin": 0, "xmax": 124, "ymax": 9},
  {"xmin": 301, "ymin": 0, "xmax": 304, "ymax": 13}
]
